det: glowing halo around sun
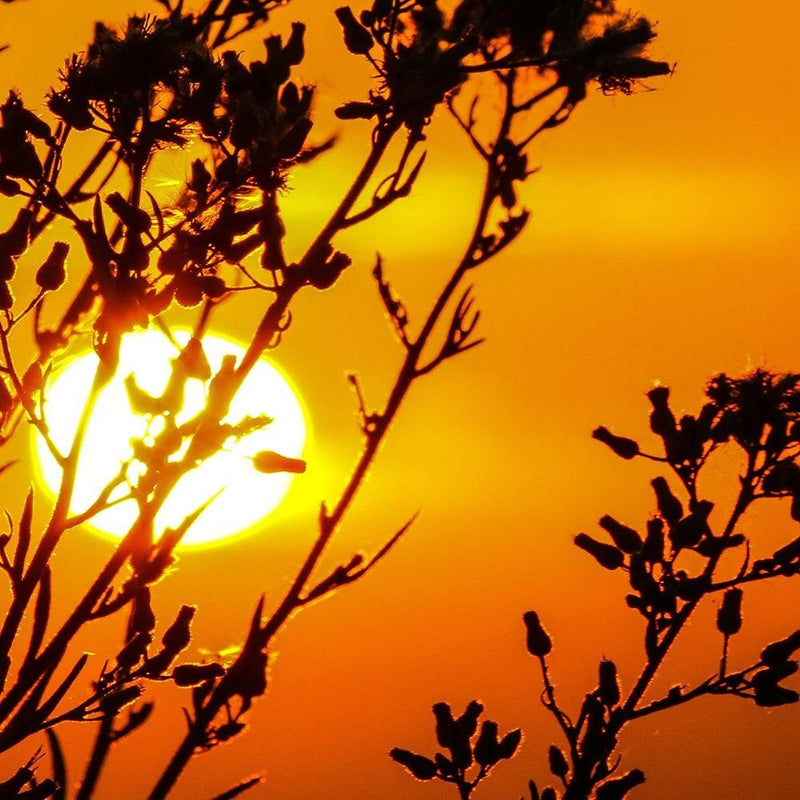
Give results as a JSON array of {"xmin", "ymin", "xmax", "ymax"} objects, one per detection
[{"xmin": 32, "ymin": 329, "xmax": 307, "ymax": 548}]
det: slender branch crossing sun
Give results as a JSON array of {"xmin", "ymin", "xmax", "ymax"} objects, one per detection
[{"xmin": 32, "ymin": 330, "xmax": 307, "ymax": 547}]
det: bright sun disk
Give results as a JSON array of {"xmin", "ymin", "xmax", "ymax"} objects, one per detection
[{"xmin": 32, "ymin": 329, "xmax": 307, "ymax": 547}]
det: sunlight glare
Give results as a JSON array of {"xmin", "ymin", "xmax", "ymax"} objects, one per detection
[{"xmin": 32, "ymin": 329, "xmax": 307, "ymax": 547}]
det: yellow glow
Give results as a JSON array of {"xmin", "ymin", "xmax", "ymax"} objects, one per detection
[{"xmin": 32, "ymin": 329, "xmax": 307, "ymax": 547}]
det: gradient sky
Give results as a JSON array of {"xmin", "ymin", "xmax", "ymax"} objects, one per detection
[{"xmin": 1, "ymin": 1, "xmax": 800, "ymax": 798}]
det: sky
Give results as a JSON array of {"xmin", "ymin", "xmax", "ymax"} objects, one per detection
[{"xmin": 1, "ymin": 0, "xmax": 800, "ymax": 798}]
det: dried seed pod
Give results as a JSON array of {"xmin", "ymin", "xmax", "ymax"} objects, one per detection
[
  {"xmin": 161, "ymin": 605, "xmax": 195, "ymax": 655},
  {"xmin": 651, "ymin": 477, "xmax": 683, "ymax": 526},
  {"xmin": 642, "ymin": 518, "xmax": 665, "ymax": 563},
  {"xmin": 335, "ymin": 6, "xmax": 374, "ymax": 54},
  {"xmin": 132, "ymin": 587, "xmax": 156, "ymax": 636},
  {"xmin": 252, "ymin": 450, "xmax": 306, "ymax": 474},
  {"xmin": 763, "ymin": 461, "xmax": 800, "ymax": 494},
  {"xmin": 35, "ymin": 241, "xmax": 69, "ymax": 291},
  {"xmin": 669, "ymin": 500, "xmax": 713, "ymax": 549},
  {"xmin": 115, "ymin": 632, "xmax": 151, "ymax": 672},
  {"xmin": 282, "ymin": 22, "xmax": 306, "ymax": 65},
  {"xmin": 389, "ymin": 748, "xmax": 438, "ymax": 780},
  {"xmin": 172, "ymin": 662, "xmax": 226, "ymax": 686},
  {"xmin": 474, "ymin": 720, "xmax": 500, "ymax": 767},
  {"xmin": 599, "ymin": 515, "xmax": 642, "ymax": 553},
  {"xmin": 455, "ymin": 700, "xmax": 483, "ymax": 738},
  {"xmin": 434, "ymin": 753, "xmax": 457, "ymax": 778},
  {"xmin": 432, "ymin": 702, "xmax": 457, "ymax": 748},
  {"xmin": 754, "ymin": 684, "xmax": 800, "ymax": 707},
  {"xmin": 99, "ymin": 685, "xmax": 142, "ymax": 716},
  {"xmin": 548, "ymin": 744, "xmax": 569, "ymax": 779},
  {"xmin": 335, "ymin": 101, "xmax": 378, "ymax": 120},
  {"xmin": 105, "ymin": 192, "xmax": 151, "ymax": 234},
  {"xmin": 761, "ymin": 630, "xmax": 800, "ymax": 666},
  {"xmin": 647, "ymin": 386, "xmax": 676, "ymax": 436},
  {"xmin": 497, "ymin": 728, "xmax": 521, "ymax": 760},
  {"xmin": 598, "ymin": 658, "xmax": 621, "ymax": 707},
  {"xmin": 716, "ymin": 588, "xmax": 743, "ymax": 636},
  {"xmin": 592, "ymin": 426, "xmax": 639, "ymax": 459},
  {"xmin": 174, "ymin": 275, "xmax": 204, "ymax": 308},
  {"xmin": 574, "ymin": 533, "xmax": 624, "ymax": 570},
  {"xmin": 201, "ymin": 275, "xmax": 227, "ymax": 299},
  {"xmin": 0, "ymin": 177, "xmax": 20, "ymax": 197},
  {"xmin": 523, "ymin": 611, "xmax": 552, "ymax": 657}
]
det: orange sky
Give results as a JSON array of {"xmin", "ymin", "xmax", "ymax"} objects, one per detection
[{"xmin": 1, "ymin": 1, "xmax": 800, "ymax": 798}]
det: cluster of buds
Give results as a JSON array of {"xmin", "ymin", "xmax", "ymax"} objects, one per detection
[
  {"xmin": 216, "ymin": 25, "xmax": 313, "ymax": 190},
  {"xmin": 391, "ymin": 700, "xmax": 520, "ymax": 789},
  {"xmin": 334, "ymin": 2, "xmax": 471, "ymax": 135},
  {"xmin": 0, "ymin": 91, "xmax": 51, "ymax": 187}
]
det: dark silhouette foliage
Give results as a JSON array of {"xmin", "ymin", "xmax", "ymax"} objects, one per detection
[
  {"xmin": 0, "ymin": 0, "xmax": 668, "ymax": 796},
  {"xmin": 396, "ymin": 370, "xmax": 800, "ymax": 799}
]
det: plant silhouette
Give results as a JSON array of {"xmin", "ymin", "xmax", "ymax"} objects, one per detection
[
  {"xmin": 0, "ymin": 0, "xmax": 668, "ymax": 797},
  {"xmin": 393, "ymin": 370, "xmax": 800, "ymax": 799}
]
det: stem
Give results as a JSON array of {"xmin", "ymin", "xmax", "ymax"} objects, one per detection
[
  {"xmin": 75, "ymin": 714, "xmax": 114, "ymax": 800},
  {"xmin": 0, "ymin": 361, "xmax": 111, "ymax": 691},
  {"xmin": 149, "ymin": 87, "xmax": 517, "ymax": 800}
]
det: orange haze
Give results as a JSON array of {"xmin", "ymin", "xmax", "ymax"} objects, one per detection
[{"xmin": 1, "ymin": 1, "xmax": 800, "ymax": 798}]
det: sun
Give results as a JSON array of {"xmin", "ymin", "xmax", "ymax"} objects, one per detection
[{"xmin": 32, "ymin": 328, "xmax": 307, "ymax": 547}]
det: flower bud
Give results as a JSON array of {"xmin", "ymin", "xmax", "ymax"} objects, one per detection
[
  {"xmin": 647, "ymin": 386, "xmax": 676, "ymax": 436},
  {"xmin": 335, "ymin": 6, "xmax": 374, "ymax": 54},
  {"xmin": 253, "ymin": 450, "xmax": 306, "ymax": 474},
  {"xmin": 474, "ymin": 720, "xmax": 499, "ymax": 767},
  {"xmin": 599, "ymin": 515, "xmax": 642, "ymax": 554},
  {"xmin": 99, "ymin": 685, "xmax": 142, "ymax": 716},
  {"xmin": 575, "ymin": 533, "xmax": 624, "ymax": 570},
  {"xmin": 497, "ymin": 728, "xmax": 521, "ymax": 760},
  {"xmin": 592, "ymin": 426, "xmax": 639, "ymax": 459},
  {"xmin": 283, "ymin": 22, "xmax": 306, "ymax": 65},
  {"xmin": 761, "ymin": 630, "xmax": 800, "ymax": 666},
  {"xmin": 651, "ymin": 477, "xmax": 683, "ymax": 526},
  {"xmin": 335, "ymin": 101, "xmax": 378, "ymax": 120},
  {"xmin": 716, "ymin": 588, "xmax": 743, "ymax": 636},
  {"xmin": 106, "ymin": 192, "xmax": 151, "ymax": 234},
  {"xmin": 161, "ymin": 605, "xmax": 195, "ymax": 655},
  {"xmin": 0, "ymin": 177, "xmax": 20, "ymax": 197},
  {"xmin": 172, "ymin": 662, "xmax": 226, "ymax": 687},
  {"xmin": 36, "ymin": 241, "xmax": 69, "ymax": 291},
  {"xmin": 389, "ymin": 748, "xmax": 438, "ymax": 780},
  {"xmin": 642, "ymin": 518, "xmax": 665, "ymax": 563},
  {"xmin": 132, "ymin": 587, "xmax": 156, "ymax": 635},
  {"xmin": 523, "ymin": 610, "xmax": 552, "ymax": 656},
  {"xmin": 548, "ymin": 744, "xmax": 569, "ymax": 779},
  {"xmin": 598, "ymin": 658, "xmax": 620, "ymax": 707}
]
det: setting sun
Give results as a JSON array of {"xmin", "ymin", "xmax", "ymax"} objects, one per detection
[{"xmin": 32, "ymin": 329, "xmax": 307, "ymax": 547}]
